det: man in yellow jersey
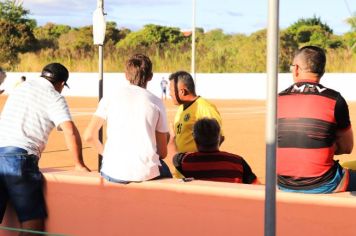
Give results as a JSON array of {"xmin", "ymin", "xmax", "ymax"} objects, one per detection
[{"xmin": 168, "ymin": 71, "xmax": 224, "ymax": 177}]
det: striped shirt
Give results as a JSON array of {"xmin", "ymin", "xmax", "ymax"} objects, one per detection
[
  {"xmin": 0, "ymin": 78, "xmax": 72, "ymax": 157},
  {"xmin": 277, "ymin": 81, "xmax": 351, "ymax": 190},
  {"xmin": 173, "ymin": 151, "xmax": 257, "ymax": 184}
]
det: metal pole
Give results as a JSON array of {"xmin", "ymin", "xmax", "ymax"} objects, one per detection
[
  {"xmin": 98, "ymin": 0, "xmax": 104, "ymax": 170},
  {"xmin": 265, "ymin": 0, "xmax": 279, "ymax": 235},
  {"xmin": 98, "ymin": 44, "xmax": 104, "ymax": 170},
  {"xmin": 191, "ymin": 0, "xmax": 196, "ymax": 83}
]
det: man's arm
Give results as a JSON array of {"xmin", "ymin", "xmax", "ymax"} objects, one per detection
[
  {"xmin": 83, "ymin": 115, "xmax": 105, "ymax": 155},
  {"xmin": 59, "ymin": 120, "xmax": 90, "ymax": 171},
  {"xmin": 156, "ymin": 131, "xmax": 168, "ymax": 159},
  {"xmin": 167, "ymin": 123, "xmax": 178, "ymax": 156},
  {"xmin": 335, "ymin": 127, "xmax": 354, "ymax": 155}
]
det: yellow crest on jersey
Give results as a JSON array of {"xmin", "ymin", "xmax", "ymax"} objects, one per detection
[{"xmin": 184, "ymin": 113, "xmax": 190, "ymax": 122}]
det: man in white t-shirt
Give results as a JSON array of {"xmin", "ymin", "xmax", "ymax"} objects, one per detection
[
  {"xmin": 0, "ymin": 63, "xmax": 90, "ymax": 233},
  {"xmin": 84, "ymin": 54, "xmax": 171, "ymax": 183}
]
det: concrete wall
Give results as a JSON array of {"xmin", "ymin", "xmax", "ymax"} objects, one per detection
[
  {"xmin": 1, "ymin": 170, "xmax": 356, "ymax": 236},
  {"xmin": 3, "ymin": 73, "xmax": 356, "ymax": 100}
]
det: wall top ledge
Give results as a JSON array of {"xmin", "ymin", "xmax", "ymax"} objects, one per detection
[{"xmin": 42, "ymin": 169, "xmax": 356, "ymax": 207}]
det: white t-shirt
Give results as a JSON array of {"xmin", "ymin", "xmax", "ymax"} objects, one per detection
[
  {"xmin": 0, "ymin": 78, "xmax": 72, "ymax": 157},
  {"xmin": 95, "ymin": 84, "xmax": 168, "ymax": 181}
]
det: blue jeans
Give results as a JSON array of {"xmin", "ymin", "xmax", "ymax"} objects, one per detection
[
  {"xmin": 0, "ymin": 146, "xmax": 47, "ymax": 223},
  {"xmin": 152, "ymin": 159, "xmax": 173, "ymax": 179},
  {"xmin": 101, "ymin": 159, "xmax": 172, "ymax": 184}
]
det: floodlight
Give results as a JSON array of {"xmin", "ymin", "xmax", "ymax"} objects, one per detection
[{"xmin": 93, "ymin": 7, "xmax": 106, "ymax": 45}]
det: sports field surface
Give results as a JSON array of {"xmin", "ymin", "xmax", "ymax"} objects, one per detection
[{"xmin": 1, "ymin": 96, "xmax": 356, "ymax": 184}]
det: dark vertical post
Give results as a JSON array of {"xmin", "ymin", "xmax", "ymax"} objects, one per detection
[{"xmin": 98, "ymin": 40, "xmax": 103, "ymax": 170}]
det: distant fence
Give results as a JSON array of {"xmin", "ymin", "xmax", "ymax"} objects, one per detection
[{"xmin": 3, "ymin": 73, "xmax": 356, "ymax": 101}]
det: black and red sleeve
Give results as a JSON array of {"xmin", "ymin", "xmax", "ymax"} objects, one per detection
[
  {"xmin": 172, "ymin": 152, "xmax": 187, "ymax": 173},
  {"xmin": 334, "ymin": 94, "xmax": 351, "ymax": 130}
]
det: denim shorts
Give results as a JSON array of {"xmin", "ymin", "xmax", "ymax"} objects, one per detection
[
  {"xmin": 101, "ymin": 159, "xmax": 172, "ymax": 184},
  {"xmin": 278, "ymin": 164, "xmax": 344, "ymax": 194},
  {"xmin": 0, "ymin": 147, "xmax": 47, "ymax": 223}
]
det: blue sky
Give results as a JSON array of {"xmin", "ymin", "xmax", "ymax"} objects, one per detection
[{"xmin": 22, "ymin": 0, "xmax": 355, "ymax": 35}]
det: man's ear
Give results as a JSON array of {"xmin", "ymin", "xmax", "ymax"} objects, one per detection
[
  {"xmin": 182, "ymin": 88, "xmax": 190, "ymax": 96},
  {"xmin": 147, "ymin": 75, "xmax": 153, "ymax": 82}
]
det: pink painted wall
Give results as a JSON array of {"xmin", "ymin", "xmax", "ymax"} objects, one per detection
[{"xmin": 1, "ymin": 170, "xmax": 356, "ymax": 236}]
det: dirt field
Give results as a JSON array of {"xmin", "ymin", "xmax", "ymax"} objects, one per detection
[{"xmin": 1, "ymin": 96, "xmax": 356, "ymax": 184}]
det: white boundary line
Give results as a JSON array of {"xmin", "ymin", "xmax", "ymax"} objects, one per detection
[{"xmin": 69, "ymin": 106, "xmax": 266, "ymax": 117}]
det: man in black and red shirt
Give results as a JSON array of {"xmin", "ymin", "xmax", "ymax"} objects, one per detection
[
  {"xmin": 172, "ymin": 118, "xmax": 258, "ymax": 184},
  {"xmin": 277, "ymin": 45, "xmax": 356, "ymax": 193}
]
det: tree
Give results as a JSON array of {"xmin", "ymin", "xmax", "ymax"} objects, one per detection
[
  {"xmin": 104, "ymin": 21, "xmax": 128, "ymax": 53},
  {"xmin": 0, "ymin": 0, "xmax": 37, "ymax": 67},
  {"xmin": 58, "ymin": 26, "xmax": 94, "ymax": 58},
  {"xmin": 344, "ymin": 14, "xmax": 356, "ymax": 53},
  {"xmin": 284, "ymin": 16, "xmax": 339, "ymax": 50},
  {"xmin": 343, "ymin": 31, "xmax": 356, "ymax": 53},
  {"xmin": 346, "ymin": 14, "xmax": 356, "ymax": 32},
  {"xmin": 279, "ymin": 30, "xmax": 299, "ymax": 72},
  {"xmin": 34, "ymin": 23, "xmax": 71, "ymax": 49},
  {"xmin": 287, "ymin": 16, "xmax": 333, "ymax": 34},
  {"xmin": 0, "ymin": 0, "xmax": 36, "ymax": 29},
  {"xmin": 278, "ymin": 16, "xmax": 345, "ymax": 72},
  {"xmin": 116, "ymin": 24, "xmax": 187, "ymax": 51}
]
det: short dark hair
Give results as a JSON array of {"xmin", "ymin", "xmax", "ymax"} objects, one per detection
[
  {"xmin": 125, "ymin": 54, "xmax": 153, "ymax": 87},
  {"xmin": 41, "ymin": 62, "xmax": 69, "ymax": 87},
  {"xmin": 295, "ymin": 46, "xmax": 326, "ymax": 77},
  {"xmin": 168, "ymin": 71, "xmax": 196, "ymax": 94},
  {"xmin": 193, "ymin": 118, "xmax": 221, "ymax": 148}
]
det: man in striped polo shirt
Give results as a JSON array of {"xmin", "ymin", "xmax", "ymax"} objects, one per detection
[
  {"xmin": 0, "ymin": 63, "xmax": 90, "ymax": 233},
  {"xmin": 173, "ymin": 118, "xmax": 258, "ymax": 184},
  {"xmin": 277, "ymin": 46, "xmax": 356, "ymax": 193}
]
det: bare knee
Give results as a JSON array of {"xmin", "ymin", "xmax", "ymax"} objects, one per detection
[{"xmin": 20, "ymin": 219, "xmax": 44, "ymax": 236}]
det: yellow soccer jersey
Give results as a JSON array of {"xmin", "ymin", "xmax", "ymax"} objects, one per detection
[{"xmin": 174, "ymin": 97, "xmax": 223, "ymax": 153}]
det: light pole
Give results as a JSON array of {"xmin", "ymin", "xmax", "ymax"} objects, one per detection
[
  {"xmin": 93, "ymin": 0, "xmax": 106, "ymax": 170},
  {"xmin": 265, "ymin": 0, "xmax": 279, "ymax": 235},
  {"xmin": 191, "ymin": 0, "xmax": 196, "ymax": 83}
]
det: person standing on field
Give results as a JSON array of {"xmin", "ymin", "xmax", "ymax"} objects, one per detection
[{"xmin": 160, "ymin": 76, "xmax": 168, "ymax": 100}]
